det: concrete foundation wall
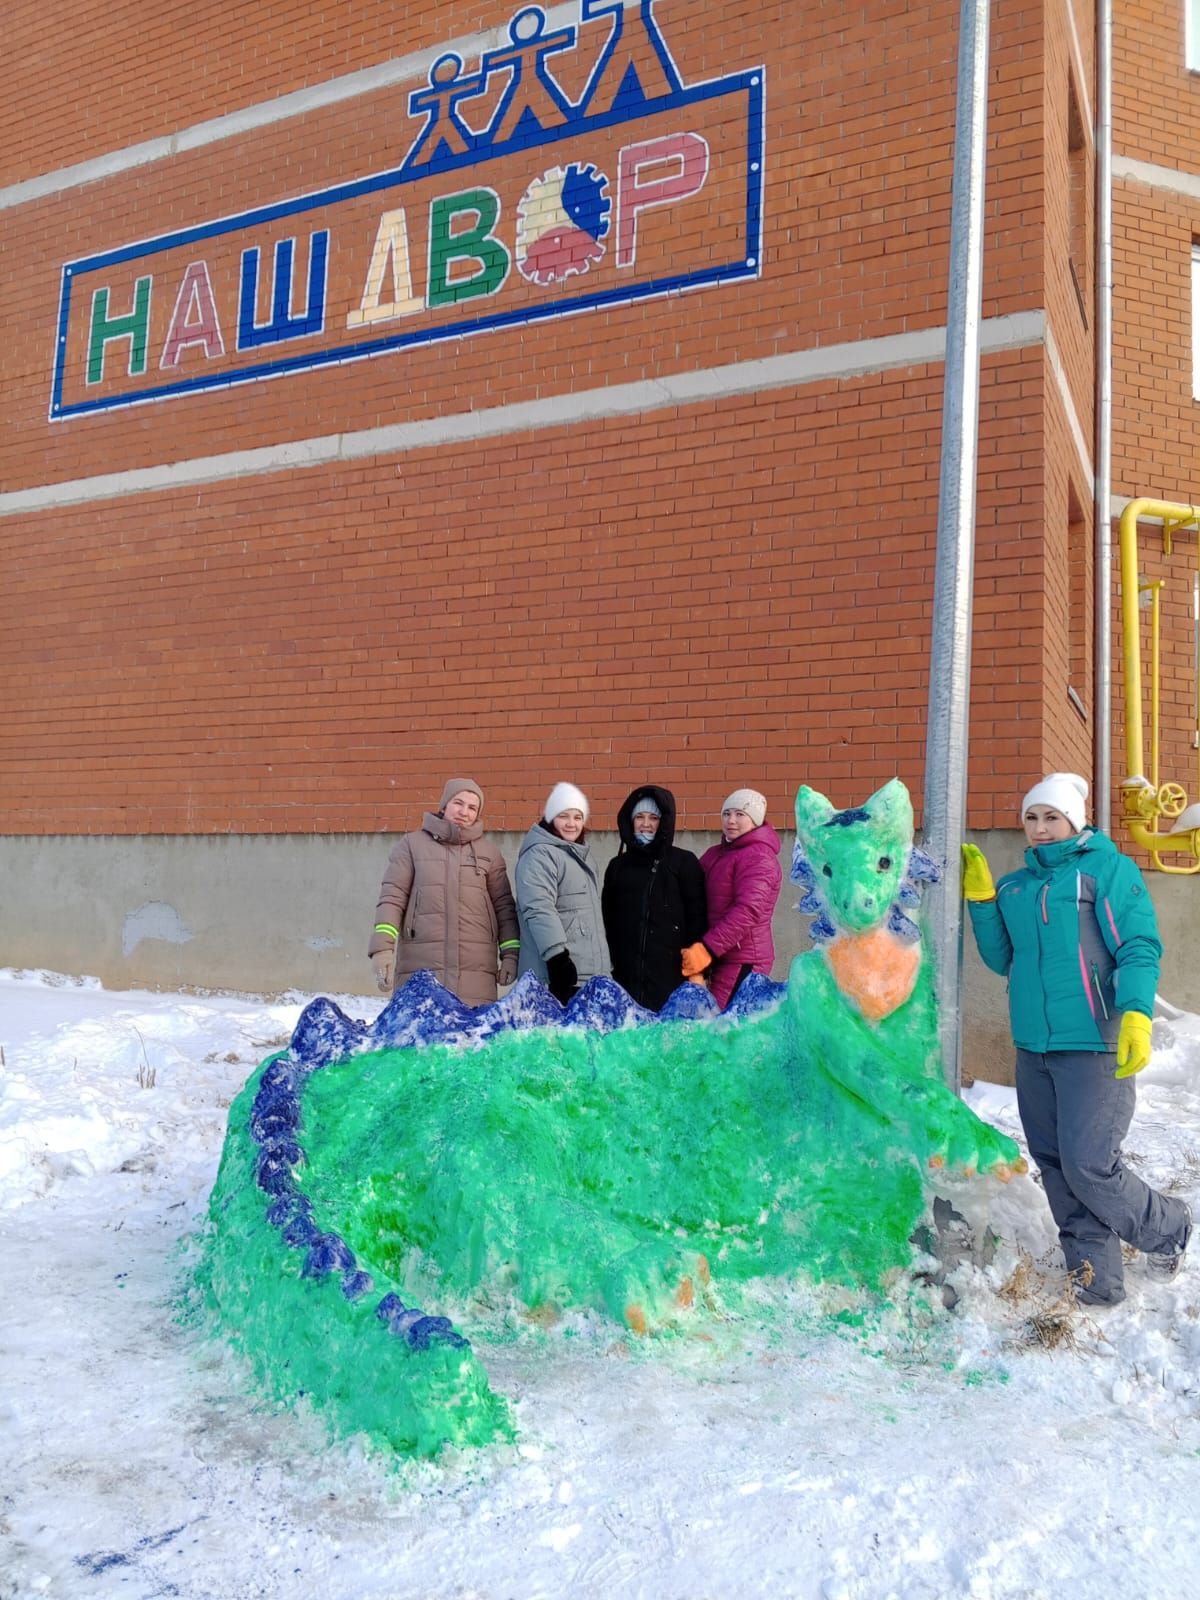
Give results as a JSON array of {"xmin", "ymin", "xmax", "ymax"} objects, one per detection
[{"xmin": 3, "ymin": 831, "xmax": 1196, "ymax": 1086}]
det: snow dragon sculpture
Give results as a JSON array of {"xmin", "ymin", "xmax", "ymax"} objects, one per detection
[{"xmin": 191, "ymin": 779, "xmax": 1020, "ymax": 1457}]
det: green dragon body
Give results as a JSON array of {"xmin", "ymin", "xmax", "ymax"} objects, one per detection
[{"xmin": 191, "ymin": 780, "xmax": 1019, "ymax": 1457}]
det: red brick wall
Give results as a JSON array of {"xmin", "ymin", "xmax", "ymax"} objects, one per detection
[
  {"xmin": 1114, "ymin": 0, "xmax": 1198, "ymax": 172},
  {"xmin": 1, "ymin": 358, "xmax": 1046, "ymax": 834},
  {"xmin": 0, "ymin": 0, "xmax": 504, "ymax": 188},
  {"xmin": 1108, "ymin": 207, "xmax": 1200, "ymax": 842},
  {"xmin": 1109, "ymin": 3, "xmax": 1200, "ymax": 849},
  {"xmin": 1034, "ymin": 0, "xmax": 1096, "ymax": 802},
  {"xmin": 0, "ymin": 0, "xmax": 1077, "ymax": 837},
  {"xmin": 1112, "ymin": 186, "xmax": 1197, "ymax": 500}
]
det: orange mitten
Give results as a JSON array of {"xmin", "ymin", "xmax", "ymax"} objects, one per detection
[{"xmin": 681, "ymin": 942, "xmax": 713, "ymax": 979}]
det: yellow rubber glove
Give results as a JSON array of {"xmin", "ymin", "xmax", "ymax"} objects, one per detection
[
  {"xmin": 681, "ymin": 942, "xmax": 713, "ymax": 979},
  {"xmin": 960, "ymin": 843, "xmax": 997, "ymax": 902},
  {"xmin": 1115, "ymin": 1011, "xmax": 1152, "ymax": 1078}
]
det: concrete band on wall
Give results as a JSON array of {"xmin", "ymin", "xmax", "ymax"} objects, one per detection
[
  {"xmin": 0, "ymin": 315, "xmax": 1050, "ymax": 519},
  {"xmin": 3, "ymin": 830, "xmax": 1195, "ymax": 1086}
]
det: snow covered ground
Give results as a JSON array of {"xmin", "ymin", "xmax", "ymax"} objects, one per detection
[{"xmin": 2, "ymin": 968, "xmax": 1199, "ymax": 1600}]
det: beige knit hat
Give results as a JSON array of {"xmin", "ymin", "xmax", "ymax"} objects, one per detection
[
  {"xmin": 439, "ymin": 778, "xmax": 484, "ymax": 812},
  {"xmin": 721, "ymin": 788, "xmax": 767, "ymax": 827}
]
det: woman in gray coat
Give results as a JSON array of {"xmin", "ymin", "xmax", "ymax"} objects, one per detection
[{"xmin": 516, "ymin": 782, "xmax": 611, "ymax": 1003}]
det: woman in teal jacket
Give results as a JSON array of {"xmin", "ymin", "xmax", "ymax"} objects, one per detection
[{"xmin": 963, "ymin": 772, "xmax": 1190, "ymax": 1305}]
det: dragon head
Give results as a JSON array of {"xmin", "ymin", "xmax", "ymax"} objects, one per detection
[{"xmin": 791, "ymin": 779, "xmax": 940, "ymax": 943}]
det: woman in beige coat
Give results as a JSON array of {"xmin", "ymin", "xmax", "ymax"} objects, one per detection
[{"xmin": 368, "ymin": 779, "xmax": 520, "ymax": 1007}]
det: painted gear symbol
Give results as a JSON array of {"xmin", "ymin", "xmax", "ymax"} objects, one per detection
[{"xmin": 517, "ymin": 163, "xmax": 611, "ymax": 287}]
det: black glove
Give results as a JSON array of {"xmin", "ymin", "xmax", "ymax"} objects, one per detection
[{"xmin": 545, "ymin": 950, "xmax": 578, "ymax": 1004}]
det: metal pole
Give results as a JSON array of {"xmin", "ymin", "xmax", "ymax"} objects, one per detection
[
  {"xmin": 1094, "ymin": 0, "xmax": 1114, "ymax": 830},
  {"xmin": 922, "ymin": 0, "xmax": 992, "ymax": 1095}
]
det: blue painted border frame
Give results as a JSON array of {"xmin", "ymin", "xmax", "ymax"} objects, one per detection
[{"xmin": 50, "ymin": 68, "xmax": 765, "ymax": 421}]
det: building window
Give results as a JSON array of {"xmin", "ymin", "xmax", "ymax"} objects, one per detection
[
  {"xmin": 1067, "ymin": 82, "xmax": 1088, "ymax": 324},
  {"xmin": 1189, "ymin": 1, "xmax": 1200, "ymax": 71},
  {"xmin": 1067, "ymin": 484, "xmax": 1091, "ymax": 723},
  {"xmin": 1193, "ymin": 244, "xmax": 1200, "ymax": 400}
]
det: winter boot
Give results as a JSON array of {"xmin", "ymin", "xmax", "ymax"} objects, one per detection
[{"xmin": 1146, "ymin": 1206, "xmax": 1192, "ymax": 1281}]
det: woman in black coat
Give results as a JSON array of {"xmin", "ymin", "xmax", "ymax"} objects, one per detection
[{"xmin": 602, "ymin": 785, "xmax": 708, "ymax": 1011}]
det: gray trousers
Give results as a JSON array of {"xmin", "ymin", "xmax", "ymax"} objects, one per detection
[{"xmin": 1016, "ymin": 1049, "xmax": 1190, "ymax": 1302}]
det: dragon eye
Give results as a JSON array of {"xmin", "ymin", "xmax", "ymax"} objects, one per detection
[
  {"xmin": 878, "ymin": 856, "xmax": 892, "ymax": 870},
  {"xmin": 822, "ymin": 864, "xmax": 833, "ymax": 877}
]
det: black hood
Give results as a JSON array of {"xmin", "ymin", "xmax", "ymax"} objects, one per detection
[{"xmin": 616, "ymin": 785, "xmax": 677, "ymax": 853}]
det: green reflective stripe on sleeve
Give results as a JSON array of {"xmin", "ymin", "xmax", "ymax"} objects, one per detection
[
  {"xmin": 498, "ymin": 940, "xmax": 521, "ymax": 951},
  {"xmin": 374, "ymin": 923, "xmax": 400, "ymax": 940}
]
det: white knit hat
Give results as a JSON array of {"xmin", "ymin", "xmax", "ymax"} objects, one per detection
[
  {"xmin": 721, "ymin": 788, "xmax": 767, "ymax": 827},
  {"xmin": 1021, "ymin": 772, "xmax": 1089, "ymax": 832},
  {"xmin": 544, "ymin": 781, "xmax": 589, "ymax": 823}
]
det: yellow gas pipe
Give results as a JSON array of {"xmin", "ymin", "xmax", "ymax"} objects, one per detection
[{"xmin": 1118, "ymin": 498, "xmax": 1200, "ymax": 872}]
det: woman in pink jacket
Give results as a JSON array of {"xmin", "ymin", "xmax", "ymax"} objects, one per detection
[{"xmin": 681, "ymin": 788, "xmax": 783, "ymax": 1007}]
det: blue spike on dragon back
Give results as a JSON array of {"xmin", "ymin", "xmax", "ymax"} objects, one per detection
[{"xmin": 189, "ymin": 780, "xmax": 1021, "ymax": 1459}]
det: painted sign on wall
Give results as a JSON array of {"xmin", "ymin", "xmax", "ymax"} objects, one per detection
[{"xmin": 50, "ymin": 0, "xmax": 764, "ymax": 419}]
